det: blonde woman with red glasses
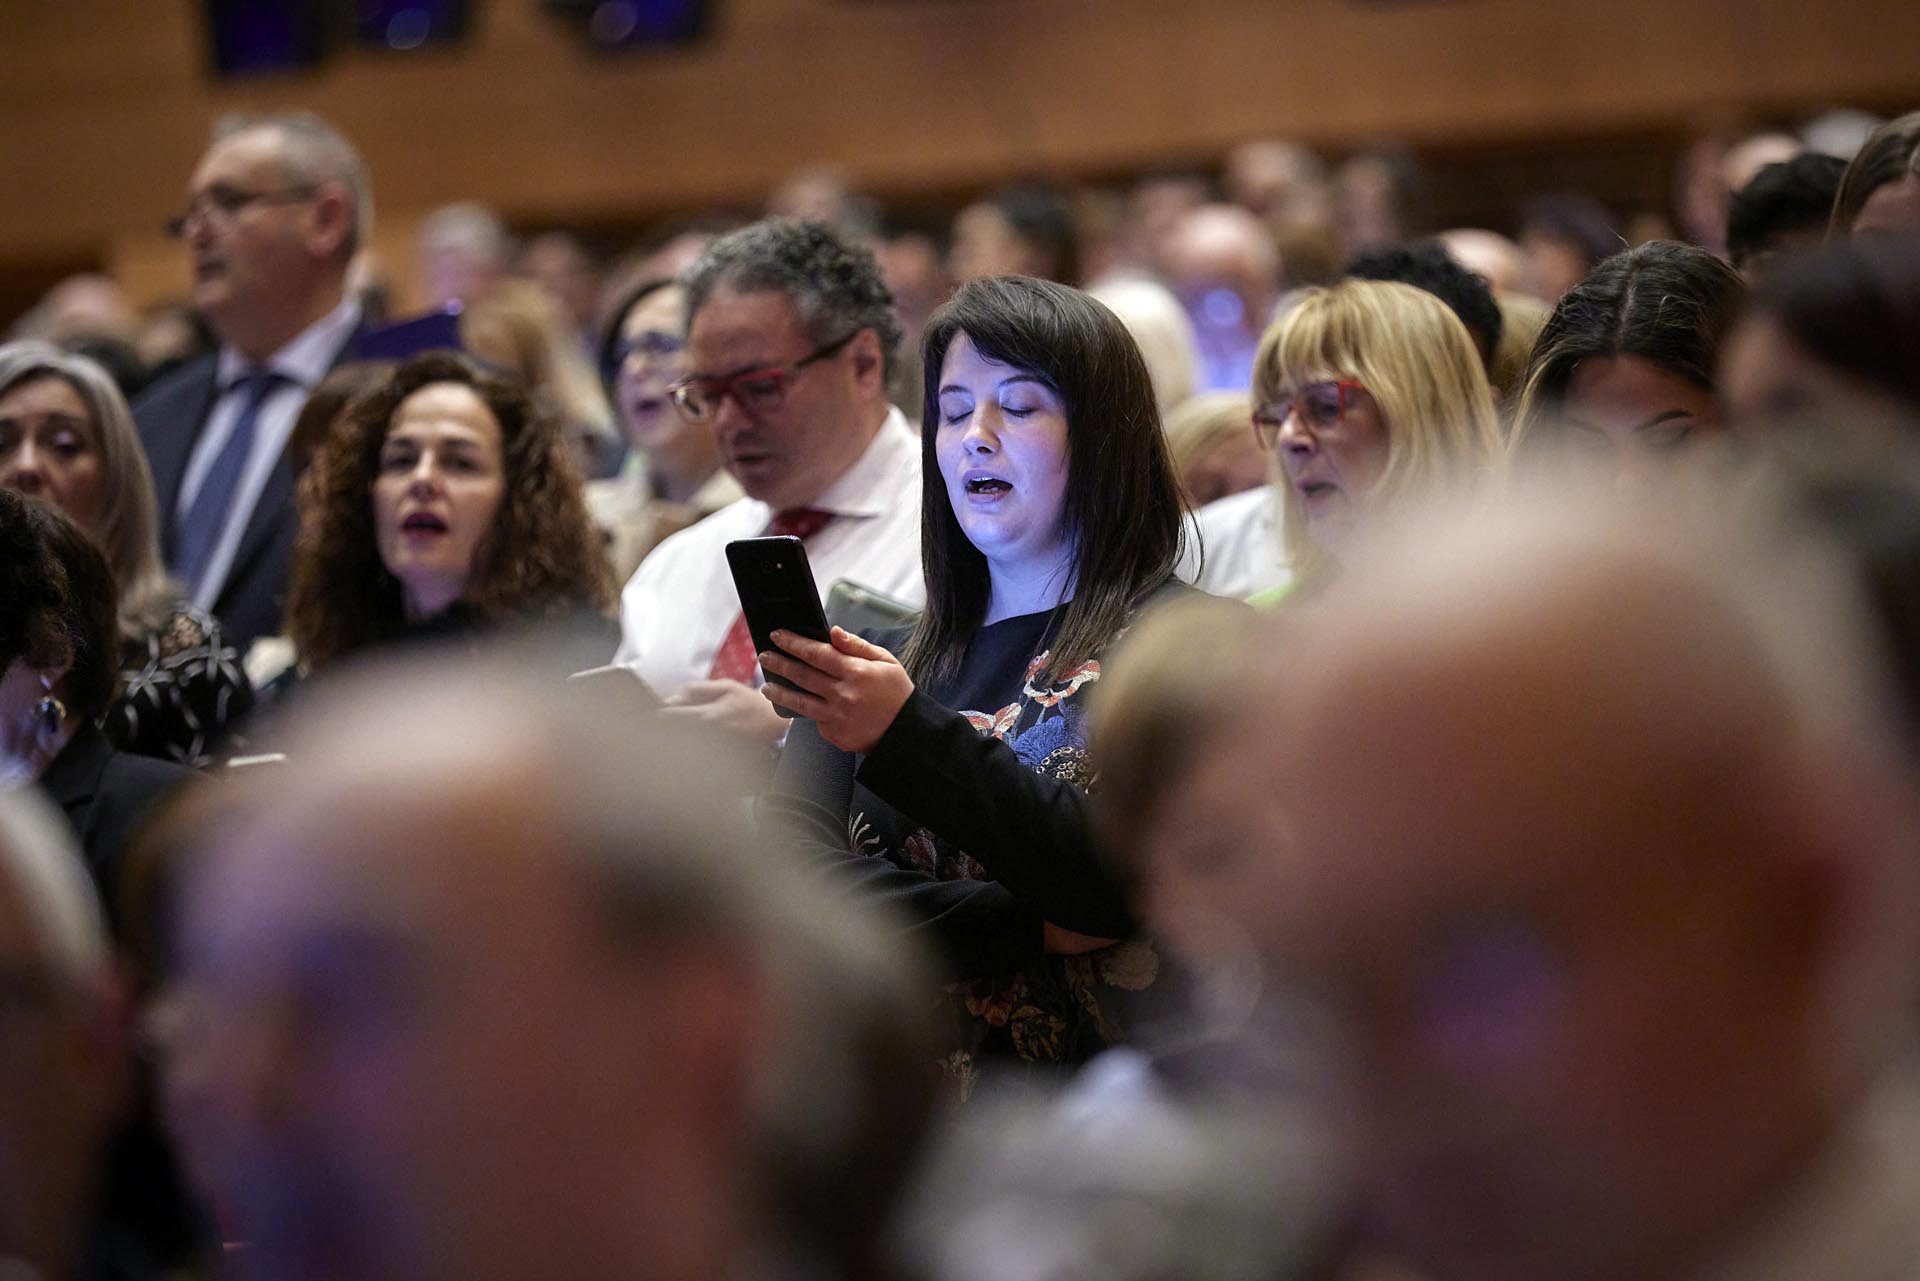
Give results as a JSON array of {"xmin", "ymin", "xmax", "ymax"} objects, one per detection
[{"xmin": 1245, "ymin": 277, "xmax": 1502, "ymax": 598}]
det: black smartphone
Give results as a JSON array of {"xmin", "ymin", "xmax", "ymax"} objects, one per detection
[{"xmin": 725, "ymin": 536, "xmax": 832, "ymax": 717}]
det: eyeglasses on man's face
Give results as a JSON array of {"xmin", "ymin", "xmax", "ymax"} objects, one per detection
[
  {"xmin": 1252, "ymin": 379, "xmax": 1369, "ymax": 451},
  {"xmin": 165, "ymin": 183, "xmax": 318, "ymax": 240},
  {"xmin": 668, "ymin": 328, "xmax": 861, "ymax": 423}
]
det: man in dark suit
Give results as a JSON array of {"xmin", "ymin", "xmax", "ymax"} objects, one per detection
[{"xmin": 135, "ymin": 112, "xmax": 372, "ymax": 652}]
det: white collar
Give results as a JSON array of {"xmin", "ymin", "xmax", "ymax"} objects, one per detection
[
  {"xmin": 215, "ymin": 295, "xmax": 361, "ymax": 391},
  {"xmin": 804, "ymin": 405, "xmax": 916, "ymax": 518}
]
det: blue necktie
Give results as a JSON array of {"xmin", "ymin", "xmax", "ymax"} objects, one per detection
[{"xmin": 175, "ymin": 371, "xmax": 287, "ymax": 595}]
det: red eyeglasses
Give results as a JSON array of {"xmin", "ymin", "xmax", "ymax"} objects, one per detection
[
  {"xmin": 1251, "ymin": 379, "xmax": 1368, "ymax": 451},
  {"xmin": 668, "ymin": 329, "xmax": 860, "ymax": 422}
]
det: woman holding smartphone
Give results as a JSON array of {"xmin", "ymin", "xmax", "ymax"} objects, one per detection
[{"xmin": 761, "ymin": 275, "xmax": 1188, "ymax": 1093}]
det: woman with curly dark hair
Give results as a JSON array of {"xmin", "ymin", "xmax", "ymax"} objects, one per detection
[{"xmin": 284, "ymin": 351, "xmax": 614, "ymax": 673}]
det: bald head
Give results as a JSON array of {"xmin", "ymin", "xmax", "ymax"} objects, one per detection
[
  {"xmin": 1193, "ymin": 482, "xmax": 1917, "ymax": 1281},
  {"xmin": 214, "ymin": 674, "xmax": 758, "ymax": 907},
  {"xmin": 1438, "ymin": 228, "xmax": 1525, "ymax": 296},
  {"xmin": 185, "ymin": 113, "xmax": 365, "ymax": 358},
  {"xmin": 1163, "ymin": 204, "xmax": 1282, "ymax": 307},
  {"xmin": 1283, "ymin": 493, "xmax": 1874, "ymax": 898},
  {"xmin": 176, "ymin": 662, "xmax": 808, "ymax": 1281}
]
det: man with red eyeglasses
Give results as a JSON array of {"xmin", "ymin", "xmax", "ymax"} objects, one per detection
[{"xmin": 614, "ymin": 219, "xmax": 924, "ymax": 744}]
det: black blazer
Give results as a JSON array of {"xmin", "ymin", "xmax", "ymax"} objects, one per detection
[
  {"xmin": 133, "ymin": 320, "xmax": 368, "ymax": 652},
  {"xmin": 37, "ymin": 723, "xmax": 195, "ymax": 937}
]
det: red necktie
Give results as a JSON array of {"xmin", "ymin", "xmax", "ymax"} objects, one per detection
[{"xmin": 707, "ymin": 507, "xmax": 834, "ymax": 684}]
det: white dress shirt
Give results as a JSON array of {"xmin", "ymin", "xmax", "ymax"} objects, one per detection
[
  {"xmin": 615, "ymin": 406, "xmax": 925, "ymax": 696},
  {"xmin": 178, "ymin": 297, "xmax": 361, "ymax": 610},
  {"xmin": 1191, "ymin": 484, "xmax": 1290, "ymax": 600}
]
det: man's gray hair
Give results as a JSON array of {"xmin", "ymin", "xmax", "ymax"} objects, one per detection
[
  {"xmin": 681, "ymin": 218, "xmax": 902, "ymax": 379},
  {"xmin": 0, "ymin": 790, "xmax": 109, "ymax": 995},
  {"xmin": 214, "ymin": 111, "xmax": 373, "ymax": 258}
]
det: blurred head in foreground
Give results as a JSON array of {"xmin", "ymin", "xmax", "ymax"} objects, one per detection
[
  {"xmin": 1167, "ymin": 477, "xmax": 1920, "ymax": 1281},
  {"xmin": 1767, "ymin": 437, "xmax": 1920, "ymax": 755},
  {"xmin": 166, "ymin": 661, "xmax": 934, "ymax": 1281},
  {"xmin": 0, "ymin": 790, "xmax": 124, "ymax": 1281},
  {"xmin": 1093, "ymin": 593, "xmax": 1273, "ymax": 971},
  {"xmin": 1720, "ymin": 238, "xmax": 1920, "ymax": 430}
]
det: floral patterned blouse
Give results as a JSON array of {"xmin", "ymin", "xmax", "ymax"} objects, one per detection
[{"xmin": 768, "ymin": 603, "xmax": 1162, "ymax": 1100}]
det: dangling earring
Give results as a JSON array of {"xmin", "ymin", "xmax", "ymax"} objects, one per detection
[{"xmin": 36, "ymin": 676, "xmax": 66, "ymax": 737}]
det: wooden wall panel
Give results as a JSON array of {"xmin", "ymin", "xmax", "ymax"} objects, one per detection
[{"xmin": 3, "ymin": 0, "xmax": 1918, "ymax": 310}]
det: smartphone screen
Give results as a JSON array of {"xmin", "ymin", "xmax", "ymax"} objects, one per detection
[{"xmin": 725, "ymin": 536, "xmax": 832, "ymax": 716}]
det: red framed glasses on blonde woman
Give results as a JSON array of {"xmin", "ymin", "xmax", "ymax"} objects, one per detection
[{"xmin": 1251, "ymin": 379, "xmax": 1369, "ymax": 451}]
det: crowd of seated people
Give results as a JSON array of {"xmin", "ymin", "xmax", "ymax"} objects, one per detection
[{"xmin": 2, "ymin": 97, "xmax": 1920, "ymax": 1281}]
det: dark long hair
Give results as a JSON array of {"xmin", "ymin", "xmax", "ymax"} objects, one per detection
[
  {"xmin": 286, "ymin": 351, "xmax": 613, "ymax": 670},
  {"xmin": 1513, "ymin": 241, "xmax": 1746, "ymax": 447},
  {"xmin": 900, "ymin": 276, "xmax": 1185, "ymax": 686},
  {"xmin": 0, "ymin": 490, "xmax": 119, "ymax": 721},
  {"xmin": 1831, "ymin": 110, "xmax": 1920, "ymax": 237}
]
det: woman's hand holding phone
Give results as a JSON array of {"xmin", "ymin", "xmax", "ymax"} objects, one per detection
[{"xmin": 757, "ymin": 626, "xmax": 915, "ymax": 754}]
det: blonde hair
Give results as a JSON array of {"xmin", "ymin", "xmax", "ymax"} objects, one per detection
[
  {"xmin": 459, "ymin": 280, "xmax": 617, "ymax": 458},
  {"xmin": 0, "ymin": 341, "xmax": 177, "ymax": 637},
  {"xmin": 1490, "ymin": 291, "xmax": 1552, "ymax": 413},
  {"xmin": 1162, "ymin": 391, "xmax": 1262, "ymax": 505},
  {"xmin": 1252, "ymin": 278, "xmax": 1501, "ymax": 576},
  {"xmin": 1163, "ymin": 391, "xmax": 1251, "ymax": 470},
  {"xmin": 1086, "ymin": 277, "xmax": 1198, "ymax": 415}
]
